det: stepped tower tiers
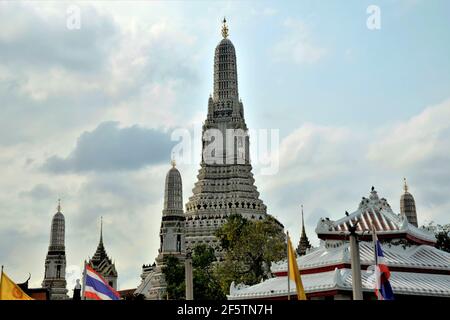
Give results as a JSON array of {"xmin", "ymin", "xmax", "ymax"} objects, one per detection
[
  {"xmin": 87, "ymin": 217, "xmax": 118, "ymax": 289},
  {"xmin": 296, "ymin": 205, "xmax": 311, "ymax": 256},
  {"xmin": 400, "ymin": 178, "xmax": 418, "ymax": 227},
  {"xmin": 185, "ymin": 18, "xmax": 273, "ymax": 254},
  {"xmin": 42, "ymin": 200, "xmax": 68, "ymax": 300},
  {"xmin": 157, "ymin": 160, "xmax": 186, "ymax": 264},
  {"xmin": 136, "ymin": 162, "xmax": 186, "ymax": 299}
]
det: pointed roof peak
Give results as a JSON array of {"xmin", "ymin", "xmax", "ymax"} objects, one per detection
[
  {"xmin": 91, "ymin": 217, "xmax": 108, "ymax": 264},
  {"xmin": 297, "ymin": 204, "xmax": 311, "ymax": 256},
  {"xmin": 89, "ymin": 217, "xmax": 117, "ymax": 276},
  {"xmin": 57, "ymin": 198, "xmax": 61, "ymax": 213},
  {"xmin": 403, "ymin": 177, "xmax": 409, "ymax": 193},
  {"xmin": 369, "ymin": 186, "xmax": 379, "ymax": 200},
  {"xmin": 300, "ymin": 205, "xmax": 307, "ymax": 237}
]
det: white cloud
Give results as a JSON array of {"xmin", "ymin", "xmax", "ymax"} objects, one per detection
[
  {"xmin": 367, "ymin": 98, "xmax": 450, "ymax": 169},
  {"xmin": 251, "ymin": 7, "xmax": 277, "ymax": 17},
  {"xmin": 0, "ymin": 1, "xmax": 204, "ymax": 291},
  {"xmin": 256, "ymin": 99, "xmax": 450, "ymax": 246},
  {"xmin": 272, "ymin": 18, "xmax": 326, "ymax": 65},
  {"xmin": 0, "ymin": 1, "xmax": 202, "ymax": 147}
]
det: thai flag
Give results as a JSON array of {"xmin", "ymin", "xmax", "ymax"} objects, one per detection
[
  {"xmin": 83, "ymin": 264, "xmax": 120, "ymax": 300},
  {"xmin": 373, "ymin": 232, "xmax": 394, "ymax": 300}
]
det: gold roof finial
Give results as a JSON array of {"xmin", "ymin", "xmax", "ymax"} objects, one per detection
[
  {"xmin": 222, "ymin": 17, "xmax": 229, "ymax": 38},
  {"xmin": 171, "ymin": 152, "xmax": 176, "ymax": 168},
  {"xmin": 403, "ymin": 177, "xmax": 408, "ymax": 193},
  {"xmin": 57, "ymin": 198, "xmax": 61, "ymax": 212}
]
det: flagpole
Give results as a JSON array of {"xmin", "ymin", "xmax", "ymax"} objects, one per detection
[
  {"xmin": 349, "ymin": 223, "xmax": 363, "ymax": 300},
  {"xmin": 371, "ymin": 225, "xmax": 381, "ymax": 300},
  {"xmin": 372, "ymin": 225, "xmax": 377, "ymax": 265},
  {"xmin": 81, "ymin": 262, "xmax": 86, "ymax": 300},
  {"xmin": 287, "ymin": 231, "xmax": 290, "ymax": 301}
]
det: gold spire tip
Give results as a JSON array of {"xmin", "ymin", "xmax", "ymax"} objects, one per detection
[
  {"xmin": 170, "ymin": 151, "xmax": 176, "ymax": 168},
  {"xmin": 221, "ymin": 17, "xmax": 229, "ymax": 38},
  {"xmin": 403, "ymin": 177, "xmax": 408, "ymax": 192},
  {"xmin": 57, "ymin": 198, "xmax": 61, "ymax": 212}
]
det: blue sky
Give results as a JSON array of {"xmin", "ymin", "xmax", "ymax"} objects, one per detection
[{"xmin": 0, "ymin": 0, "xmax": 449, "ymax": 292}]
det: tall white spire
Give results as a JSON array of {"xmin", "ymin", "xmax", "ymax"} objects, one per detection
[
  {"xmin": 159, "ymin": 163, "xmax": 185, "ymax": 257},
  {"xmin": 184, "ymin": 17, "xmax": 273, "ymax": 257},
  {"xmin": 400, "ymin": 178, "xmax": 418, "ymax": 227},
  {"xmin": 213, "ymin": 18, "xmax": 239, "ymax": 102},
  {"xmin": 42, "ymin": 200, "xmax": 68, "ymax": 299},
  {"xmin": 49, "ymin": 199, "xmax": 65, "ymax": 250},
  {"xmin": 163, "ymin": 160, "xmax": 183, "ymax": 216}
]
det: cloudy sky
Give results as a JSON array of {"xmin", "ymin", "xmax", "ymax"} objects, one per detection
[{"xmin": 1, "ymin": 0, "xmax": 450, "ymax": 293}]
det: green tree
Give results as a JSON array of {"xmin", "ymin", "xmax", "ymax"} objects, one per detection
[
  {"xmin": 422, "ymin": 222, "xmax": 450, "ymax": 253},
  {"xmin": 161, "ymin": 256, "xmax": 185, "ymax": 300},
  {"xmin": 161, "ymin": 245, "xmax": 226, "ymax": 300},
  {"xmin": 215, "ymin": 214, "xmax": 286, "ymax": 294},
  {"xmin": 192, "ymin": 244, "xmax": 226, "ymax": 300}
]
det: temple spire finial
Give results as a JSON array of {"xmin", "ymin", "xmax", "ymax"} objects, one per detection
[
  {"xmin": 222, "ymin": 17, "xmax": 229, "ymax": 38},
  {"xmin": 57, "ymin": 198, "xmax": 61, "ymax": 213},
  {"xmin": 403, "ymin": 177, "xmax": 408, "ymax": 193},
  {"xmin": 301, "ymin": 205, "xmax": 307, "ymax": 237},
  {"xmin": 301, "ymin": 204, "xmax": 305, "ymax": 230},
  {"xmin": 100, "ymin": 216, "xmax": 103, "ymax": 244},
  {"xmin": 171, "ymin": 152, "xmax": 176, "ymax": 168},
  {"xmin": 297, "ymin": 204, "xmax": 311, "ymax": 256}
]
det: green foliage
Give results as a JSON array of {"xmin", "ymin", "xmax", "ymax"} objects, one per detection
[
  {"xmin": 161, "ymin": 255, "xmax": 185, "ymax": 300},
  {"xmin": 161, "ymin": 245, "xmax": 225, "ymax": 300},
  {"xmin": 215, "ymin": 214, "xmax": 286, "ymax": 293},
  {"xmin": 192, "ymin": 244, "xmax": 226, "ymax": 300},
  {"xmin": 192, "ymin": 244, "xmax": 216, "ymax": 268},
  {"xmin": 162, "ymin": 215, "xmax": 286, "ymax": 300},
  {"xmin": 423, "ymin": 222, "xmax": 450, "ymax": 253}
]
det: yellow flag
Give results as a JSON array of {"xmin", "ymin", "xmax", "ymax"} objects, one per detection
[
  {"xmin": 0, "ymin": 270, "xmax": 34, "ymax": 300},
  {"xmin": 287, "ymin": 235, "xmax": 307, "ymax": 300}
]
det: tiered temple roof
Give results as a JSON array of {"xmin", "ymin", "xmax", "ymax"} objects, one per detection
[
  {"xmin": 296, "ymin": 205, "xmax": 311, "ymax": 256},
  {"xmin": 228, "ymin": 187, "xmax": 450, "ymax": 300},
  {"xmin": 315, "ymin": 187, "xmax": 435, "ymax": 245},
  {"xmin": 88, "ymin": 218, "xmax": 117, "ymax": 282},
  {"xmin": 229, "ymin": 268, "xmax": 450, "ymax": 299},
  {"xmin": 271, "ymin": 241, "xmax": 450, "ymax": 275}
]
